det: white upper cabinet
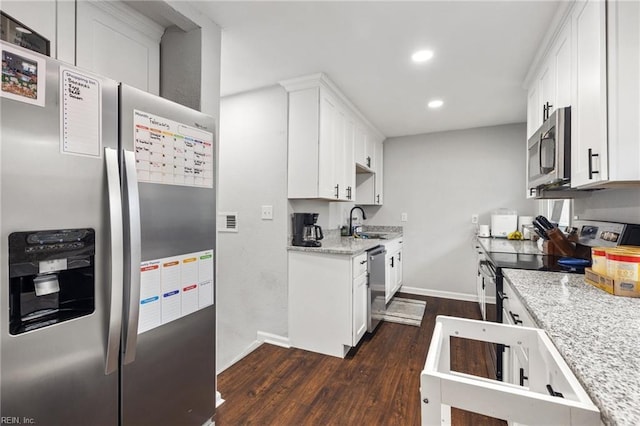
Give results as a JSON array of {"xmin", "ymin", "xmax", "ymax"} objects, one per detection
[
  {"xmin": 355, "ymin": 132, "xmax": 384, "ymax": 205},
  {"xmin": 526, "ymin": 18, "xmax": 572, "ymax": 140},
  {"xmin": 76, "ymin": 1, "xmax": 162, "ymax": 95},
  {"xmin": 286, "ymin": 85, "xmax": 350, "ymax": 200},
  {"xmin": 373, "ymin": 136, "xmax": 384, "ymax": 205},
  {"xmin": 342, "ymin": 111, "xmax": 356, "ymax": 201},
  {"xmin": 570, "ymin": 0, "xmax": 608, "ymax": 187},
  {"xmin": 553, "ymin": 22, "xmax": 572, "ymax": 110},
  {"xmin": 526, "ymin": 84, "xmax": 540, "ymax": 139},
  {"xmin": 354, "ymin": 124, "xmax": 374, "ymax": 171},
  {"xmin": 281, "ymin": 73, "xmax": 382, "ymax": 201},
  {"xmin": 318, "ymin": 88, "xmax": 340, "ymax": 199},
  {"xmin": 526, "ymin": 0, "xmax": 640, "ymax": 190},
  {"xmin": 604, "ymin": 0, "xmax": 640, "ymax": 185}
]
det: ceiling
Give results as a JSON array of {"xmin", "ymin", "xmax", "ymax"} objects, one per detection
[{"xmin": 193, "ymin": 1, "xmax": 560, "ymax": 138}]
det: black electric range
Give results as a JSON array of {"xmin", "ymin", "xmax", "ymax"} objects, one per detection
[
  {"xmin": 488, "ymin": 252, "xmax": 586, "ymax": 273},
  {"xmin": 479, "ymin": 219, "xmax": 640, "ymax": 381},
  {"xmin": 479, "ymin": 251, "xmax": 583, "ymax": 381}
]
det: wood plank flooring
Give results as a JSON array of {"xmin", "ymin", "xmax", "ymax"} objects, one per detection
[{"xmin": 215, "ymin": 294, "xmax": 506, "ymax": 425}]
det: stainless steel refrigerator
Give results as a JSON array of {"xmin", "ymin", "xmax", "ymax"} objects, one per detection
[{"xmin": 0, "ymin": 41, "xmax": 216, "ymax": 425}]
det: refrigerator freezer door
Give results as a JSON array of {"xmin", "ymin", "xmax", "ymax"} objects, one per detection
[
  {"xmin": 0, "ymin": 44, "xmax": 119, "ymax": 425},
  {"xmin": 119, "ymin": 85, "xmax": 216, "ymax": 425}
]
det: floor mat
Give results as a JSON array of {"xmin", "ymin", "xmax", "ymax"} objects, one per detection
[{"xmin": 382, "ymin": 297, "xmax": 426, "ymax": 327}]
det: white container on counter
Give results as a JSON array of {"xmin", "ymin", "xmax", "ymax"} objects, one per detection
[
  {"xmin": 518, "ymin": 216, "xmax": 533, "ymax": 239},
  {"xmin": 491, "ymin": 209, "xmax": 517, "ymax": 238}
]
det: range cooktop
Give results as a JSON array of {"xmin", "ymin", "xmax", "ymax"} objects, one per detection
[{"xmin": 488, "ymin": 252, "xmax": 585, "ymax": 274}]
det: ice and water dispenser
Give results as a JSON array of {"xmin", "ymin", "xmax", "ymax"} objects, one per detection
[{"xmin": 8, "ymin": 229, "xmax": 95, "ymax": 335}]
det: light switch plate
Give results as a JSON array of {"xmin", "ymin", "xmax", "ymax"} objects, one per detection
[
  {"xmin": 401, "ymin": 213, "xmax": 408, "ymax": 222},
  {"xmin": 261, "ymin": 205, "xmax": 273, "ymax": 220}
]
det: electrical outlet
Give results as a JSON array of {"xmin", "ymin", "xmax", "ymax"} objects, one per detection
[
  {"xmin": 401, "ymin": 213, "xmax": 408, "ymax": 222},
  {"xmin": 471, "ymin": 214, "xmax": 479, "ymax": 224},
  {"xmin": 261, "ymin": 205, "xmax": 273, "ymax": 220}
]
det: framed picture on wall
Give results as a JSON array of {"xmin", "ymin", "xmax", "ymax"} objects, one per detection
[{"xmin": 0, "ymin": 11, "xmax": 50, "ymax": 56}]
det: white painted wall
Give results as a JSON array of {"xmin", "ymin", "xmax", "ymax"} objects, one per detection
[
  {"xmin": 363, "ymin": 123, "xmax": 536, "ymax": 298},
  {"xmin": 217, "ymin": 85, "xmax": 289, "ymax": 372},
  {"xmin": 166, "ymin": 1, "xmax": 221, "ymax": 120},
  {"xmin": 573, "ymin": 188, "xmax": 640, "ymax": 224},
  {"xmin": 161, "ymin": 26, "xmax": 201, "ymax": 110}
]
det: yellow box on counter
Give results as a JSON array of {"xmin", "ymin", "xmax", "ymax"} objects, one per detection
[{"xmin": 584, "ymin": 267, "xmax": 640, "ymax": 298}]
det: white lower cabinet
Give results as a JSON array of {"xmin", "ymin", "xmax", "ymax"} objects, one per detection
[
  {"xmin": 353, "ymin": 271, "xmax": 368, "ymax": 345},
  {"xmin": 289, "ymin": 251, "xmax": 368, "ymax": 358},
  {"xmin": 384, "ymin": 238, "xmax": 403, "ymax": 303}
]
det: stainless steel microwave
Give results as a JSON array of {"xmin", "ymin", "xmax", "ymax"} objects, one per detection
[{"xmin": 527, "ymin": 106, "xmax": 571, "ymax": 193}]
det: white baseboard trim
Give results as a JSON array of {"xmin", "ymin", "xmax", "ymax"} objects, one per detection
[
  {"xmin": 216, "ymin": 332, "xmax": 290, "ymax": 375},
  {"xmin": 400, "ymin": 285, "xmax": 478, "ymax": 303},
  {"xmin": 216, "ymin": 340, "xmax": 263, "ymax": 375},
  {"xmin": 215, "ymin": 391, "xmax": 225, "ymax": 408},
  {"xmin": 257, "ymin": 331, "xmax": 290, "ymax": 348}
]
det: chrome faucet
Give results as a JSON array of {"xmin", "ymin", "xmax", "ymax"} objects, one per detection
[{"xmin": 349, "ymin": 206, "xmax": 367, "ymax": 236}]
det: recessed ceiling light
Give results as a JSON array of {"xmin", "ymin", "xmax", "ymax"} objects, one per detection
[
  {"xmin": 15, "ymin": 27, "xmax": 32, "ymax": 34},
  {"xmin": 427, "ymin": 99, "xmax": 444, "ymax": 109},
  {"xmin": 412, "ymin": 50, "xmax": 434, "ymax": 63}
]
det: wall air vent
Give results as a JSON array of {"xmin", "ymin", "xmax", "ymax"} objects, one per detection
[{"xmin": 218, "ymin": 212, "xmax": 238, "ymax": 233}]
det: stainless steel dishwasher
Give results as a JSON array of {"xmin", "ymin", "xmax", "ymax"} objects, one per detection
[{"xmin": 367, "ymin": 245, "xmax": 387, "ymax": 332}]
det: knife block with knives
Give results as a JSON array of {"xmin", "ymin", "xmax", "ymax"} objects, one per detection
[{"xmin": 533, "ymin": 215, "xmax": 576, "ymax": 257}]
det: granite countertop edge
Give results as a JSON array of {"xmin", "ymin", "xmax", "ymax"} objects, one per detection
[
  {"xmin": 287, "ymin": 226, "xmax": 402, "ymax": 256},
  {"xmin": 502, "ymin": 268, "xmax": 640, "ymax": 426}
]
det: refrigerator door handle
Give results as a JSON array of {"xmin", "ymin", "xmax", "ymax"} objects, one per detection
[
  {"xmin": 123, "ymin": 149, "xmax": 142, "ymax": 364},
  {"xmin": 105, "ymin": 147, "xmax": 124, "ymax": 375}
]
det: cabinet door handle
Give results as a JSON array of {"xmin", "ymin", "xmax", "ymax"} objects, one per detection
[
  {"xmin": 334, "ymin": 184, "xmax": 340, "ymax": 199},
  {"xmin": 546, "ymin": 384, "xmax": 564, "ymax": 398},
  {"xmin": 588, "ymin": 148, "xmax": 600, "ymax": 180},
  {"xmin": 376, "ymin": 194, "xmax": 380, "ymax": 204},
  {"xmin": 347, "ymin": 186, "xmax": 352, "ymax": 200},
  {"xmin": 390, "ymin": 257, "xmax": 394, "ymax": 268},
  {"xmin": 509, "ymin": 310, "xmax": 522, "ymax": 325},
  {"xmin": 360, "ymin": 260, "xmax": 367, "ymax": 265},
  {"xmin": 519, "ymin": 368, "xmax": 528, "ymax": 386},
  {"xmin": 398, "ymin": 252, "xmax": 401, "ymax": 262},
  {"xmin": 543, "ymin": 101, "xmax": 553, "ymax": 121},
  {"xmin": 366, "ymin": 156, "xmax": 371, "ymax": 168},
  {"xmin": 498, "ymin": 291, "xmax": 508, "ymax": 301}
]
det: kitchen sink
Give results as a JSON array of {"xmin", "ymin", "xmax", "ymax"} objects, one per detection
[{"xmin": 358, "ymin": 232, "xmax": 394, "ymax": 240}]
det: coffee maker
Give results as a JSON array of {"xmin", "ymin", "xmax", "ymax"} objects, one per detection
[{"xmin": 292, "ymin": 213, "xmax": 324, "ymax": 247}]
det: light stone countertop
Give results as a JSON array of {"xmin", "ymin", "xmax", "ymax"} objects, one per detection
[
  {"xmin": 287, "ymin": 226, "xmax": 402, "ymax": 255},
  {"xmin": 502, "ymin": 268, "xmax": 640, "ymax": 426},
  {"xmin": 477, "ymin": 237, "xmax": 543, "ymax": 255}
]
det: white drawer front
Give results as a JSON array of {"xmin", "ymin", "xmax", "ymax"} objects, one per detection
[{"xmin": 352, "ymin": 252, "xmax": 368, "ymax": 278}]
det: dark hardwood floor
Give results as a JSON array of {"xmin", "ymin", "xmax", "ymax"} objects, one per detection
[{"xmin": 215, "ymin": 294, "xmax": 506, "ymax": 425}]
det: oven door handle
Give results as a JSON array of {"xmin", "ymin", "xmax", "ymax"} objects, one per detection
[{"xmin": 478, "ymin": 260, "xmax": 496, "ymax": 281}]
